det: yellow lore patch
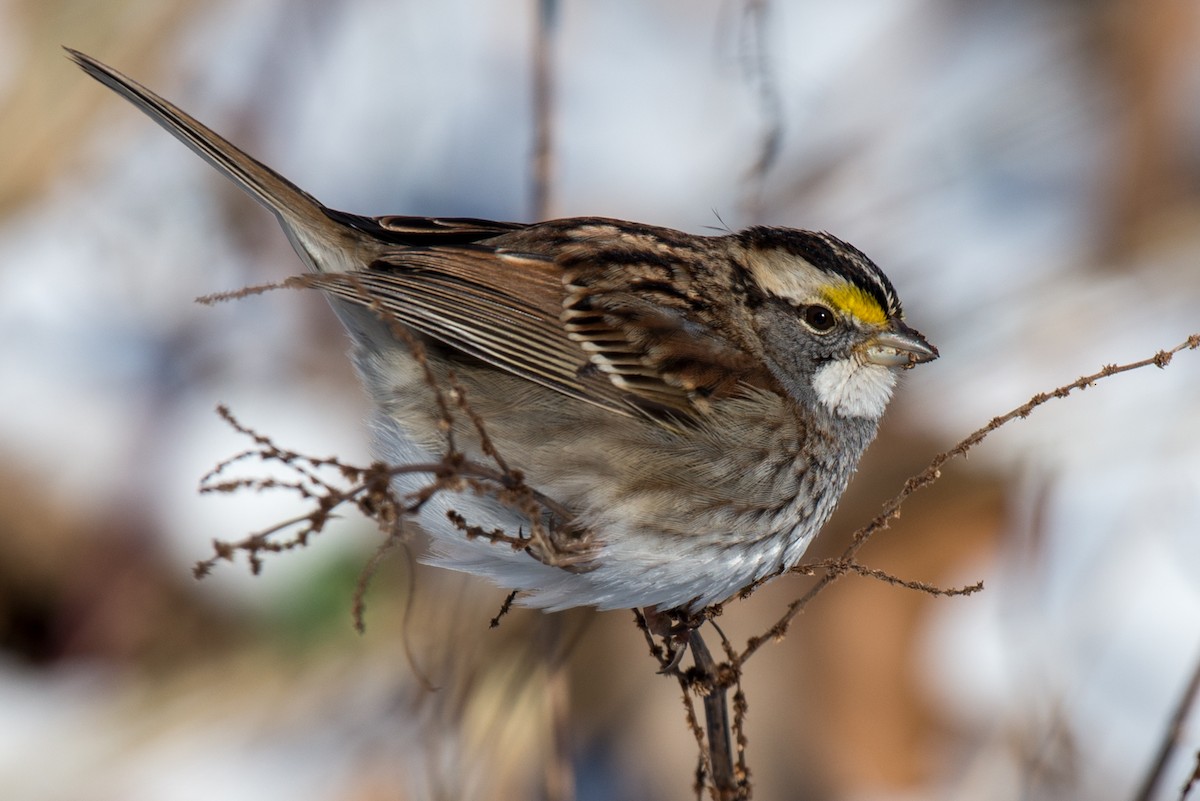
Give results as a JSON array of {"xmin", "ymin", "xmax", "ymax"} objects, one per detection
[{"xmin": 823, "ymin": 284, "xmax": 888, "ymax": 327}]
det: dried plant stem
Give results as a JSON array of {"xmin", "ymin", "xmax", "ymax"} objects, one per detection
[
  {"xmin": 682, "ymin": 627, "xmax": 754, "ymax": 801},
  {"xmin": 742, "ymin": 333, "xmax": 1200, "ymax": 662},
  {"xmin": 738, "ymin": 0, "xmax": 781, "ymax": 224},
  {"xmin": 194, "ymin": 404, "xmax": 590, "ymax": 580},
  {"xmin": 849, "ymin": 333, "xmax": 1200, "ymax": 561},
  {"xmin": 689, "ymin": 629, "xmax": 738, "ymax": 800},
  {"xmin": 531, "ymin": 0, "xmax": 558, "ymax": 220},
  {"xmin": 713, "ymin": 624, "xmax": 752, "ymax": 790},
  {"xmin": 1132, "ymin": 646, "xmax": 1200, "ymax": 801}
]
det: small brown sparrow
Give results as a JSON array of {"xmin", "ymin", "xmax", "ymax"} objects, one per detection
[{"xmin": 69, "ymin": 49, "xmax": 936, "ymax": 611}]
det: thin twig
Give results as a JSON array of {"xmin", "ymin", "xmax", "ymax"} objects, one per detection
[
  {"xmin": 490, "ymin": 590, "xmax": 519, "ymax": 628},
  {"xmin": 633, "ymin": 608, "xmax": 671, "ymax": 667},
  {"xmin": 531, "ymin": 0, "xmax": 558, "ymax": 220},
  {"xmin": 741, "ymin": 333, "xmax": 1200, "ymax": 662},
  {"xmin": 789, "ymin": 557, "xmax": 983, "ymax": 597},
  {"xmin": 714, "ymin": 623, "xmax": 751, "ymax": 790},
  {"xmin": 676, "ymin": 671, "xmax": 711, "ymax": 800},
  {"xmin": 193, "ymin": 410, "xmax": 587, "ymax": 579},
  {"xmin": 1133, "ymin": 646, "xmax": 1200, "ymax": 801},
  {"xmin": 738, "ymin": 0, "xmax": 782, "ymax": 224},
  {"xmin": 688, "ymin": 628, "xmax": 741, "ymax": 800},
  {"xmin": 351, "ymin": 528, "xmax": 404, "ymax": 634}
]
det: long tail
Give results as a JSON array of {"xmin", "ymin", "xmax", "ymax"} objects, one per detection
[{"xmin": 66, "ymin": 48, "xmax": 336, "ymax": 256}]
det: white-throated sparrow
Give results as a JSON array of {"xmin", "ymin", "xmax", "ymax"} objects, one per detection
[{"xmin": 70, "ymin": 50, "xmax": 936, "ymax": 612}]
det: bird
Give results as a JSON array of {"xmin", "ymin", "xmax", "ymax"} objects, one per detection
[{"xmin": 68, "ymin": 48, "xmax": 937, "ymax": 613}]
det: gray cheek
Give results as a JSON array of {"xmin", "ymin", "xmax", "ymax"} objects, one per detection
[{"xmin": 754, "ymin": 302, "xmax": 846, "ymax": 410}]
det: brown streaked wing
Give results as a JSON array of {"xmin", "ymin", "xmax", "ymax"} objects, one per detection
[
  {"xmin": 560, "ymin": 253, "xmax": 767, "ymax": 415},
  {"xmin": 305, "ymin": 246, "xmax": 634, "ymax": 415}
]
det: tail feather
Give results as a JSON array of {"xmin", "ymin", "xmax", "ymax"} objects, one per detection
[{"xmin": 66, "ymin": 48, "xmax": 334, "ymax": 249}]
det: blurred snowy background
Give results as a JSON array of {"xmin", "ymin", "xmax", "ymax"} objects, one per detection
[{"xmin": 1, "ymin": 1, "xmax": 1198, "ymax": 799}]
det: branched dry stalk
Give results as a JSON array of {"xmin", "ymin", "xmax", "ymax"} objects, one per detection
[
  {"xmin": 195, "ymin": 405, "xmax": 559, "ymax": 623},
  {"xmin": 738, "ymin": 332, "xmax": 1200, "ymax": 663},
  {"xmin": 197, "ymin": 276, "xmax": 1197, "ymax": 800},
  {"xmin": 194, "ymin": 279, "xmax": 589, "ymax": 632}
]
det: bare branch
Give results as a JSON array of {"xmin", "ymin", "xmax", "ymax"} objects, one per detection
[
  {"xmin": 531, "ymin": 0, "xmax": 558, "ymax": 220},
  {"xmin": 740, "ymin": 333, "xmax": 1200, "ymax": 662},
  {"xmin": 1133, "ymin": 646, "xmax": 1200, "ymax": 801},
  {"xmin": 737, "ymin": 0, "xmax": 782, "ymax": 224}
]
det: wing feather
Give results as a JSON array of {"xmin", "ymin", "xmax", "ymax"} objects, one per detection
[
  {"xmin": 307, "ymin": 248, "xmax": 633, "ymax": 414},
  {"xmin": 303, "ymin": 222, "xmax": 771, "ymax": 421}
]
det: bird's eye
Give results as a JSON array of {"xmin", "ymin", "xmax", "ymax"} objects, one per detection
[{"xmin": 802, "ymin": 304, "xmax": 836, "ymax": 333}]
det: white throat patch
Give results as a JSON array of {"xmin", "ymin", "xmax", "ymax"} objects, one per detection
[{"xmin": 812, "ymin": 358, "xmax": 896, "ymax": 419}]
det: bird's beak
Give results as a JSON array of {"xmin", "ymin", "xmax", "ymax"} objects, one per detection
[{"xmin": 862, "ymin": 320, "xmax": 938, "ymax": 368}]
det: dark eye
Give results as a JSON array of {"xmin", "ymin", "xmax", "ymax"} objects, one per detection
[{"xmin": 803, "ymin": 304, "xmax": 836, "ymax": 332}]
